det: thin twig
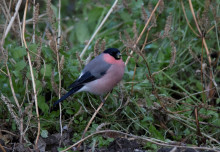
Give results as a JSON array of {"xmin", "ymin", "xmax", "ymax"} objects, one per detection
[
  {"xmin": 57, "ymin": 0, "xmax": 63, "ymax": 140},
  {"xmin": 202, "ymin": 39, "xmax": 212, "ymax": 67},
  {"xmin": 82, "ymin": 102, "xmax": 104, "ymax": 138},
  {"xmin": 0, "ymin": 5, "xmax": 9, "ymax": 22},
  {"xmin": 2, "ymin": 0, "xmax": 11, "ymax": 19},
  {"xmin": 200, "ymin": 38, "xmax": 206, "ymax": 103},
  {"xmin": 32, "ymin": 0, "xmax": 36, "ymax": 43},
  {"xmin": 2, "ymin": 47, "xmax": 24, "ymax": 143},
  {"xmin": 181, "ymin": 1, "xmax": 215, "ymax": 100},
  {"xmin": 22, "ymin": 0, "xmax": 40, "ymax": 148},
  {"xmin": 180, "ymin": 0, "xmax": 199, "ymax": 37},
  {"xmin": 0, "ymin": 130, "xmax": 18, "ymax": 137},
  {"xmin": 177, "ymin": 87, "xmax": 215, "ymax": 102},
  {"xmin": 5, "ymin": 64, "xmax": 20, "ymax": 109},
  {"xmin": 188, "ymin": 0, "xmax": 214, "ymax": 98},
  {"xmin": 3, "ymin": 0, "xmax": 22, "ymax": 41},
  {"xmin": 67, "ymin": 106, "xmax": 83, "ymax": 128},
  {"xmin": 188, "ymin": 0, "xmax": 202, "ymax": 35},
  {"xmin": 203, "ymin": 37, "xmax": 215, "ymax": 98},
  {"xmin": 77, "ymin": 102, "xmax": 104, "ymax": 149},
  {"xmin": 26, "ymin": 13, "xmax": 47, "ymax": 24},
  {"xmin": 207, "ymin": 25, "xmax": 215, "ymax": 34},
  {"xmin": 80, "ymin": 0, "xmax": 119, "ymax": 58},
  {"xmin": 125, "ymin": 0, "xmax": 162, "ymax": 65},
  {"xmin": 188, "ymin": 1, "xmax": 212, "ymax": 66},
  {"xmin": 194, "ymin": 107, "xmax": 203, "ymax": 144},
  {"xmin": 57, "ymin": 0, "xmax": 61, "ymax": 48},
  {"xmin": 0, "ymin": 94, "xmax": 19, "ymax": 129},
  {"xmin": 105, "ymin": 95, "xmax": 123, "ymax": 116},
  {"xmin": 17, "ymin": 13, "xmax": 23, "ymax": 46},
  {"xmin": 77, "ymin": 93, "xmax": 110, "ymax": 149}
]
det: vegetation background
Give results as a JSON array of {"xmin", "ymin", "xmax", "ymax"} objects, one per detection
[{"xmin": 0, "ymin": 0, "xmax": 219, "ymax": 151}]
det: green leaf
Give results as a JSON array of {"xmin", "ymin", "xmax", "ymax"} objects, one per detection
[
  {"xmin": 79, "ymin": 116, "xmax": 83, "ymax": 121},
  {"xmin": 50, "ymin": 111, "xmax": 60, "ymax": 118},
  {"xmin": 144, "ymin": 142, "xmax": 157, "ymax": 150},
  {"xmin": 213, "ymin": 119, "xmax": 220, "ymax": 127},
  {"xmin": 74, "ymin": 119, "xmax": 79, "ymax": 124},
  {"xmin": 120, "ymin": 12, "xmax": 132, "ymax": 22},
  {"xmin": 131, "ymin": 0, "xmax": 143, "ymax": 9},
  {"xmin": 14, "ymin": 60, "xmax": 26, "ymax": 71},
  {"xmin": 12, "ymin": 47, "xmax": 26, "ymax": 58},
  {"xmin": 66, "ymin": 109, "xmax": 74, "ymax": 115},
  {"xmin": 207, "ymin": 110, "xmax": 218, "ymax": 117},
  {"xmin": 12, "ymin": 121, "xmax": 17, "ymax": 131},
  {"xmin": 98, "ymin": 136, "xmax": 114, "ymax": 147},
  {"xmin": 12, "ymin": 70, "xmax": 21, "ymax": 77},
  {"xmin": 75, "ymin": 21, "xmax": 90, "ymax": 43},
  {"xmin": 41, "ymin": 129, "xmax": 48, "ymax": 138},
  {"xmin": 149, "ymin": 124, "xmax": 163, "ymax": 140},
  {"xmin": 216, "ymin": 98, "xmax": 220, "ymax": 104},
  {"xmin": 141, "ymin": 116, "xmax": 152, "ymax": 127},
  {"xmin": 29, "ymin": 44, "xmax": 38, "ymax": 53},
  {"xmin": 38, "ymin": 96, "xmax": 49, "ymax": 113},
  {"xmin": 87, "ymin": 7, "xmax": 104, "ymax": 29},
  {"xmin": 36, "ymin": 80, "xmax": 42, "ymax": 94},
  {"xmin": 40, "ymin": 64, "xmax": 52, "ymax": 77}
]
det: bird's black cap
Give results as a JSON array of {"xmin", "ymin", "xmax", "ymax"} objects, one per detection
[{"xmin": 103, "ymin": 48, "xmax": 121, "ymax": 60}]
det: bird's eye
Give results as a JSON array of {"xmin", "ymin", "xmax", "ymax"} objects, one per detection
[{"xmin": 116, "ymin": 52, "xmax": 121, "ymax": 59}]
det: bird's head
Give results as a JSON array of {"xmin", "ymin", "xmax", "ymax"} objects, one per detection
[{"xmin": 103, "ymin": 48, "xmax": 121, "ymax": 60}]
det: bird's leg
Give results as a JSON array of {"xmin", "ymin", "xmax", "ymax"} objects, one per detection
[{"xmin": 100, "ymin": 96, "xmax": 105, "ymax": 103}]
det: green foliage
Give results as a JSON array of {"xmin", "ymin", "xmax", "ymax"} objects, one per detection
[
  {"xmin": 97, "ymin": 136, "xmax": 114, "ymax": 147},
  {"xmin": 75, "ymin": 21, "xmax": 90, "ymax": 43},
  {"xmin": 11, "ymin": 46, "xmax": 26, "ymax": 58},
  {"xmin": 41, "ymin": 129, "xmax": 49, "ymax": 138}
]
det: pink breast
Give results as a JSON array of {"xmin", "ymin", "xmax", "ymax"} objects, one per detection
[{"xmin": 85, "ymin": 61, "xmax": 125, "ymax": 95}]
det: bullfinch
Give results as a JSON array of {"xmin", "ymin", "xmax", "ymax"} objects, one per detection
[{"xmin": 53, "ymin": 48, "xmax": 125, "ymax": 106}]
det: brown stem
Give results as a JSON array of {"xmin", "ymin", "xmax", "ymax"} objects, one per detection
[
  {"xmin": 125, "ymin": 0, "xmax": 162, "ymax": 65},
  {"xmin": 188, "ymin": 0, "xmax": 202, "ymax": 35},
  {"xmin": 77, "ymin": 101, "xmax": 104, "ymax": 149},
  {"xmin": 181, "ymin": 0, "xmax": 199, "ymax": 37},
  {"xmin": 22, "ymin": 0, "xmax": 40, "ymax": 149},
  {"xmin": 200, "ymin": 38, "xmax": 205, "ymax": 102},
  {"xmin": 188, "ymin": 0, "xmax": 214, "ymax": 99}
]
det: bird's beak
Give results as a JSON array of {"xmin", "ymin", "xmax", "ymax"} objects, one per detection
[{"xmin": 116, "ymin": 52, "xmax": 122, "ymax": 59}]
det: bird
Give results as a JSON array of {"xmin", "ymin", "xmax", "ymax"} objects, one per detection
[{"xmin": 53, "ymin": 48, "xmax": 125, "ymax": 106}]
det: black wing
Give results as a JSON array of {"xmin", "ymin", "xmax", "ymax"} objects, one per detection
[
  {"xmin": 68, "ymin": 71, "xmax": 97, "ymax": 89},
  {"xmin": 53, "ymin": 72, "xmax": 96, "ymax": 106}
]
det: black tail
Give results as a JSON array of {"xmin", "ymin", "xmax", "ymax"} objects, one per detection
[{"xmin": 53, "ymin": 85, "xmax": 83, "ymax": 107}]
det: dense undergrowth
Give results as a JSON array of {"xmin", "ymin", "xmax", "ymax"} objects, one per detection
[{"xmin": 0, "ymin": 0, "xmax": 219, "ymax": 151}]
